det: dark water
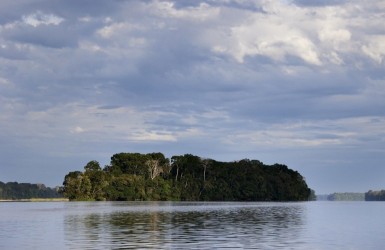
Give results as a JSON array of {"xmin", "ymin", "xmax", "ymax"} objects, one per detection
[{"xmin": 0, "ymin": 201, "xmax": 384, "ymax": 249}]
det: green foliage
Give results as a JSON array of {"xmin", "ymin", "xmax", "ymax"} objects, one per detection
[
  {"xmin": 327, "ymin": 192, "xmax": 364, "ymax": 201},
  {"xmin": 61, "ymin": 171, "xmax": 92, "ymax": 201},
  {"xmin": 105, "ymin": 174, "xmax": 145, "ymax": 201},
  {"xmin": 84, "ymin": 161, "xmax": 109, "ymax": 201},
  {"xmin": 0, "ymin": 181, "xmax": 62, "ymax": 200},
  {"xmin": 61, "ymin": 152, "xmax": 313, "ymax": 202}
]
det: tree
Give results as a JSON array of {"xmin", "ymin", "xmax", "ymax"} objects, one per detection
[
  {"xmin": 62, "ymin": 171, "xmax": 92, "ymax": 201},
  {"xmin": 201, "ymin": 158, "xmax": 212, "ymax": 183},
  {"xmin": 83, "ymin": 161, "xmax": 108, "ymax": 200},
  {"xmin": 146, "ymin": 159, "xmax": 162, "ymax": 180},
  {"xmin": 109, "ymin": 153, "xmax": 148, "ymax": 176},
  {"xmin": 171, "ymin": 156, "xmax": 182, "ymax": 182}
]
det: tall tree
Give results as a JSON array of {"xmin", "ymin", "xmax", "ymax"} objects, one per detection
[{"xmin": 83, "ymin": 161, "xmax": 108, "ymax": 200}]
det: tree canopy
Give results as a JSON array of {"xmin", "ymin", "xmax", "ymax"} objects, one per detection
[
  {"xmin": 365, "ymin": 190, "xmax": 385, "ymax": 201},
  {"xmin": 61, "ymin": 152, "xmax": 314, "ymax": 202},
  {"xmin": 327, "ymin": 192, "xmax": 365, "ymax": 201},
  {"xmin": 0, "ymin": 181, "xmax": 62, "ymax": 200}
]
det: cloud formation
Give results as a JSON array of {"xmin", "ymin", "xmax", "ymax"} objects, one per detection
[{"xmin": 0, "ymin": 0, "xmax": 384, "ymax": 193}]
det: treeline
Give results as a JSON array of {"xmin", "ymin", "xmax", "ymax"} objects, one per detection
[
  {"xmin": 61, "ymin": 152, "xmax": 314, "ymax": 201},
  {"xmin": 0, "ymin": 181, "xmax": 62, "ymax": 200},
  {"xmin": 365, "ymin": 190, "xmax": 385, "ymax": 201},
  {"xmin": 326, "ymin": 192, "xmax": 365, "ymax": 201},
  {"xmin": 317, "ymin": 191, "xmax": 385, "ymax": 201}
]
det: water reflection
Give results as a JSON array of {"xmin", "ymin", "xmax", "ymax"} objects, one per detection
[{"xmin": 64, "ymin": 202, "xmax": 305, "ymax": 249}]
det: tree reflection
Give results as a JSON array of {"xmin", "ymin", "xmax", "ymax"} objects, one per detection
[{"xmin": 64, "ymin": 202, "xmax": 306, "ymax": 249}]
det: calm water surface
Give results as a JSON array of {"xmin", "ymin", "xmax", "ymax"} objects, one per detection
[{"xmin": 0, "ymin": 201, "xmax": 384, "ymax": 249}]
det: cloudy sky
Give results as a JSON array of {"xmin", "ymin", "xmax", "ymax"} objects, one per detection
[{"xmin": 1, "ymin": 0, "xmax": 384, "ymax": 194}]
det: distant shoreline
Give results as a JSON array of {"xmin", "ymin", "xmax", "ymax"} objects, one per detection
[{"xmin": 0, "ymin": 198, "xmax": 69, "ymax": 202}]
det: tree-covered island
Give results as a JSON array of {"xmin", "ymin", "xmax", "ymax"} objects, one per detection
[{"xmin": 61, "ymin": 152, "xmax": 314, "ymax": 201}]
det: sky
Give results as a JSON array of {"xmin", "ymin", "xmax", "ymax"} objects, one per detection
[{"xmin": 1, "ymin": 0, "xmax": 385, "ymax": 194}]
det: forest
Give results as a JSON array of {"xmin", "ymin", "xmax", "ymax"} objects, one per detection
[
  {"xmin": 326, "ymin": 192, "xmax": 365, "ymax": 201},
  {"xmin": 365, "ymin": 190, "xmax": 385, "ymax": 201},
  {"xmin": 61, "ymin": 152, "xmax": 314, "ymax": 201},
  {"xmin": 0, "ymin": 181, "xmax": 62, "ymax": 200}
]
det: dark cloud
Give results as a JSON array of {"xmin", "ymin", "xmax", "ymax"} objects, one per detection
[
  {"xmin": 4, "ymin": 23, "xmax": 78, "ymax": 48},
  {"xmin": 0, "ymin": 0, "xmax": 120, "ymax": 21}
]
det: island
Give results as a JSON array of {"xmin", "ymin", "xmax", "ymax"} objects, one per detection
[{"xmin": 61, "ymin": 152, "xmax": 314, "ymax": 201}]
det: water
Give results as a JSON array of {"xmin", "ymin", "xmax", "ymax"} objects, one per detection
[{"xmin": 0, "ymin": 201, "xmax": 384, "ymax": 249}]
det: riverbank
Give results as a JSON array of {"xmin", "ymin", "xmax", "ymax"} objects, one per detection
[{"xmin": 0, "ymin": 198, "xmax": 69, "ymax": 202}]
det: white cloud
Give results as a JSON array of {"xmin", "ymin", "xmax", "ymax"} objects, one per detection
[
  {"xmin": 318, "ymin": 28, "xmax": 351, "ymax": 48},
  {"xmin": 151, "ymin": 1, "xmax": 220, "ymax": 21},
  {"xmin": 71, "ymin": 126, "xmax": 85, "ymax": 134},
  {"xmin": 131, "ymin": 131, "xmax": 177, "ymax": 142},
  {"xmin": 208, "ymin": 0, "xmax": 385, "ymax": 66},
  {"xmin": 210, "ymin": 2, "xmax": 323, "ymax": 65},
  {"xmin": 22, "ymin": 11, "xmax": 64, "ymax": 27},
  {"xmin": 362, "ymin": 35, "xmax": 385, "ymax": 64},
  {"xmin": 226, "ymin": 19, "xmax": 321, "ymax": 65},
  {"xmin": 97, "ymin": 22, "xmax": 144, "ymax": 39}
]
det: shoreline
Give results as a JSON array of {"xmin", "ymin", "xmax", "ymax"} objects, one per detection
[{"xmin": 0, "ymin": 198, "xmax": 69, "ymax": 202}]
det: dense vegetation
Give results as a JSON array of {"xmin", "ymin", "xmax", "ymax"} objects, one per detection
[
  {"xmin": 61, "ymin": 152, "xmax": 313, "ymax": 201},
  {"xmin": 365, "ymin": 190, "xmax": 385, "ymax": 201},
  {"xmin": 0, "ymin": 181, "xmax": 62, "ymax": 200},
  {"xmin": 326, "ymin": 192, "xmax": 365, "ymax": 201}
]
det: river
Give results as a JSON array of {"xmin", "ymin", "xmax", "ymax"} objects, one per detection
[{"xmin": 0, "ymin": 201, "xmax": 384, "ymax": 249}]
